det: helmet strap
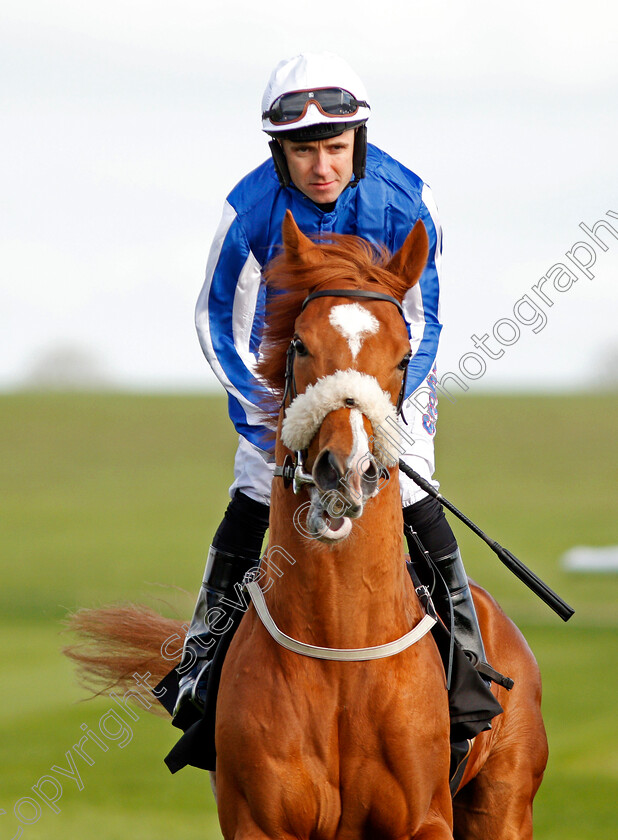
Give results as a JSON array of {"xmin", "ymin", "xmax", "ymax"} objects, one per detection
[
  {"xmin": 351, "ymin": 124, "xmax": 367, "ymax": 187},
  {"xmin": 269, "ymin": 139, "xmax": 290, "ymax": 188}
]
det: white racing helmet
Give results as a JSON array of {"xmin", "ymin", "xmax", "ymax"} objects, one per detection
[{"xmin": 262, "ymin": 53, "xmax": 371, "ymax": 187}]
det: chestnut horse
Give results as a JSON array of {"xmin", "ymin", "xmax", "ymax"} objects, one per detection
[
  {"xmin": 212, "ymin": 212, "xmax": 547, "ymax": 839},
  {"xmin": 66, "ymin": 212, "xmax": 547, "ymax": 839}
]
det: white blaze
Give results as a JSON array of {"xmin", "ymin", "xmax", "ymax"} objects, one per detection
[
  {"xmin": 329, "ymin": 303, "xmax": 379, "ymax": 360},
  {"xmin": 346, "ymin": 408, "xmax": 371, "ymax": 501}
]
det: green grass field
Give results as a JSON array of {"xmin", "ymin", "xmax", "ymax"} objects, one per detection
[{"xmin": 1, "ymin": 391, "xmax": 616, "ymax": 839}]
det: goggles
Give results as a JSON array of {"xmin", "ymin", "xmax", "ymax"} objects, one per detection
[{"xmin": 262, "ymin": 87, "xmax": 369, "ymax": 126}]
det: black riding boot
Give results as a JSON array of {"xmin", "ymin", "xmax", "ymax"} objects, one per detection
[
  {"xmin": 403, "ymin": 496, "xmax": 491, "ymax": 680},
  {"xmin": 429, "ymin": 546, "xmax": 489, "ymax": 671},
  {"xmin": 173, "ymin": 546, "xmax": 259, "ymax": 717},
  {"xmin": 173, "ymin": 490, "xmax": 270, "ymax": 721}
]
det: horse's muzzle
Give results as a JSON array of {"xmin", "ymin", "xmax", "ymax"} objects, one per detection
[
  {"xmin": 305, "ymin": 446, "xmax": 380, "ymax": 542},
  {"xmin": 313, "ymin": 448, "xmax": 378, "ymax": 511}
]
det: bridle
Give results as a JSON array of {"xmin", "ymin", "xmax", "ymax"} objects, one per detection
[
  {"xmin": 281, "ymin": 288, "xmax": 410, "ymax": 414},
  {"xmin": 275, "ymin": 288, "xmax": 410, "ymax": 491},
  {"xmin": 264, "ymin": 287, "xmax": 439, "ymax": 661}
]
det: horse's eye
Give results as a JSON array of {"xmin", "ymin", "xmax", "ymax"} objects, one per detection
[
  {"xmin": 398, "ymin": 352, "xmax": 411, "ymax": 370},
  {"xmin": 293, "ymin": 337, "xmax": 308, "ymax": 357}
]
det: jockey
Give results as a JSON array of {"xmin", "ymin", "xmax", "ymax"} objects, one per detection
[{"xmin": 174, "ymin": 52, "xmax": 496, "ymax": 722}]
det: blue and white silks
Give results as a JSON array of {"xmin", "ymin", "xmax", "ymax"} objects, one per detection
[{"xmin": 195, "ymin": 143, "xmax": 443, "ymax": 505}]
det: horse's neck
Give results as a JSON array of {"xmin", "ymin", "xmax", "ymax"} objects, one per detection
[{"xmin": 264, "ymin": 474, "xmax": 419, "ymax": 649}]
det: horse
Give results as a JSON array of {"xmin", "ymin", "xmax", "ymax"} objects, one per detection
[{"xmin": 65, "ymin": 211, "xmax": 548, "ymax": 839}]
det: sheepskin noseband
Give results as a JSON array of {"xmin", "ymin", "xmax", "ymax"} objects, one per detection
[{"xmin": 281, "ymin": 369, "xmax": 400, "ymax": 466}]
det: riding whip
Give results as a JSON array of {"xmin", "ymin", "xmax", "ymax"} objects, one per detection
[{"xmin": 398, "ymin": 460, "xmax": 575, "ymax": 622}]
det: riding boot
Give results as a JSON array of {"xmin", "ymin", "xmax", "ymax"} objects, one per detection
[
  {"xmin": 402, "ymin": 496, "xmax": 508, "ymax": 686},
  {"xmin": 173, "ymin": 546, "xmax": 259, "ymax": 718},
  {"xmin": 429, "ymin": 547, "xmax": 489, "ymax": 673}
]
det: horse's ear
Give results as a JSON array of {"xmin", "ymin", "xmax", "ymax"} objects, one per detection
[
  {"xmin": 385, "ymin": 220, "xmax": 429, "ymax": 295},
  {"xmin": 282, "ymin": 210, "xmax": 325, "ymax": 266}
]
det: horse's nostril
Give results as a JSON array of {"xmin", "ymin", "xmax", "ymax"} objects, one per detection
[
  {"xmin": 361, "ymin": 458, "xmax": 379, "ymax": 492},
  {"xmin": 313, "ymin": 449, "xmax": 342, "ymax": 491}
]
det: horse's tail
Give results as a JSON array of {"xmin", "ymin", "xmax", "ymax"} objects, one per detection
[{"xmin": 63, "ymin": 604, "xmax": 186, "ymax": 717}]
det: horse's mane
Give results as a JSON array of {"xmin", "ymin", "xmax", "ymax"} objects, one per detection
[{"xmin": 256, "ymin": 232, "xmax": 405, "ymax": 414}]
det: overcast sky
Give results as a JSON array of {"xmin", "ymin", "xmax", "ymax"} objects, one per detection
[{"xmin": 2, "ymin": 0, "xmax": 617, "ymax": 392}]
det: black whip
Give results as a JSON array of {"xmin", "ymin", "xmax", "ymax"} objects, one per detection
[{"xmin": 399, "ymin": 460, "xmax": 574, "ymax": 622}]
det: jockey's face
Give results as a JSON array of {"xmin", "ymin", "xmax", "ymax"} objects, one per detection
[{"xmin": 280, "ymin": 129, "xmax": 355, "ymax": 204}]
